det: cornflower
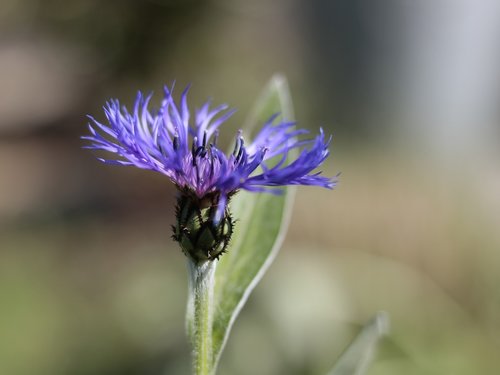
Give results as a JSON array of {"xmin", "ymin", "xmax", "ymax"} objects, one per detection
[{"xmin": 83, "ymin": 85, "xmax": 334, "ymax": 262}]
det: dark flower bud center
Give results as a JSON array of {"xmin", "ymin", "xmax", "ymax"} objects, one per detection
[{"xmin": 172, "ymin": 190, "xmax": 234, "ymax": 263}]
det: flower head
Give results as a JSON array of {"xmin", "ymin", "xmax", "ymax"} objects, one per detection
[{"xmin": 83, "ymin": 84, "xmax": 335, "ymax": 262}]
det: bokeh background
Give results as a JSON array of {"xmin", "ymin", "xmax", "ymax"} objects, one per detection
[{"xmin": 1, "ymin": 0, "xmax": 500, "ymax": 374}]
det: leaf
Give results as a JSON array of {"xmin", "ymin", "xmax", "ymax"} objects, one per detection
[
  {"xmin": 328, "ymin": 312, "xmax": 390, "ymax": 375},
  {"xmin": 211, "ymin": 74, "xmax": 296, "ymax": 370}
]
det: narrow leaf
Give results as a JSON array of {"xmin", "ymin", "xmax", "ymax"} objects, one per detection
[
  {"xmin": 328, "ymin": 312, "xmax": 389, "ymax": 375},
  {"xmin": 211, "ymin": 74, "xmax": 296, "ymax": 370}
]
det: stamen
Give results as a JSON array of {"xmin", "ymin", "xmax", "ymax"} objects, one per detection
[
  {"xmin": 202, "ymin": 130, "xmax": 207, "ymax": 148},
  {"xmin": 236, "ymin": 145, "xmax": 244, "ymax": 163},
  {"xmin": 192, "ymin": 136, "xmax": 198, "ymax": 166},
  {"xmin": 232, "ymin": 139, "xmax": 240, "ymax": 156},
  {"xmin": 232, "ymin": 130, "xmax": 243, "ymax": 156},
  {"xmin": 235, "ymin": 136, "xmax": 245, "ymax": 163},
  {"xmin": 194, "ymin": 163, "xmax": 200, "ymax": 184},
  {"xmin": 194, "ymin": 130, "xmax": 208, "ymax": 158},
  {"xmin": 173, "ymin": 133, "xmax": 179, "ymax": 151},
  {"xmin": 209, "ymin": 147, "xmax": 215, "ymax": 179},
  {"xmin": 192, "ymin": 137, "xmax": 198, "ymax": 155},
  {"xmin": 196, "ymin": 146, "xmax": 207, "ymax": 158}
]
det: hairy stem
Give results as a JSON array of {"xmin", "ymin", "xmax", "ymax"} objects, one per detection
[{"xmin": 187, "ymin": 260, "xmax": 216, "ymax": 375}]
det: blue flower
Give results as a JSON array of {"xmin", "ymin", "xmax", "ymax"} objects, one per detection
[{"xmin": 83, "ymin": 85, "xmax": 335, "ymax": 261}]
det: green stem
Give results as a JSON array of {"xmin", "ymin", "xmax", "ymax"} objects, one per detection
[{"xmin": 187, "ymin": 260, "xmax": 216, "ymax": 375}]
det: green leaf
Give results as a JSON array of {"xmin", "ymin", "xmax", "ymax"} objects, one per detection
[
  {"xmin": 211, "ymin": 74, "xmax": 296, "ymax": 370},
  {"xmin": 328, "ymin": 312, "xmax": 389, "ymax": 375}
]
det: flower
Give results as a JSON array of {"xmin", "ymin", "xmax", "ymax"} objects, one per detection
[{"xmin": 83, "ymin": 84, "xmax": 335, "ymax": 262}]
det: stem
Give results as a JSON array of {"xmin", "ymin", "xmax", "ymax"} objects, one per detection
[{"xmin": 187, "ymin": 260, "xmax": 216, "ymax": 375}]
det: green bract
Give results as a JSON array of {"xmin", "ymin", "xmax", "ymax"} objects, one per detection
[{"xmin": 173, "ymin": 189, "xmax": 234, "ymax": 263}]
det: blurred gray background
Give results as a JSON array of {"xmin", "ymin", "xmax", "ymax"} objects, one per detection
[{"xmin": 1, "ymin": 0, "xmax": 500, "ymax": 374}]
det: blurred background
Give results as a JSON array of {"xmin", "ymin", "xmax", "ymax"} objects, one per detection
[{"xmin": 1, "ymin": 0, "xmax": 500, "ymax": 374}]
